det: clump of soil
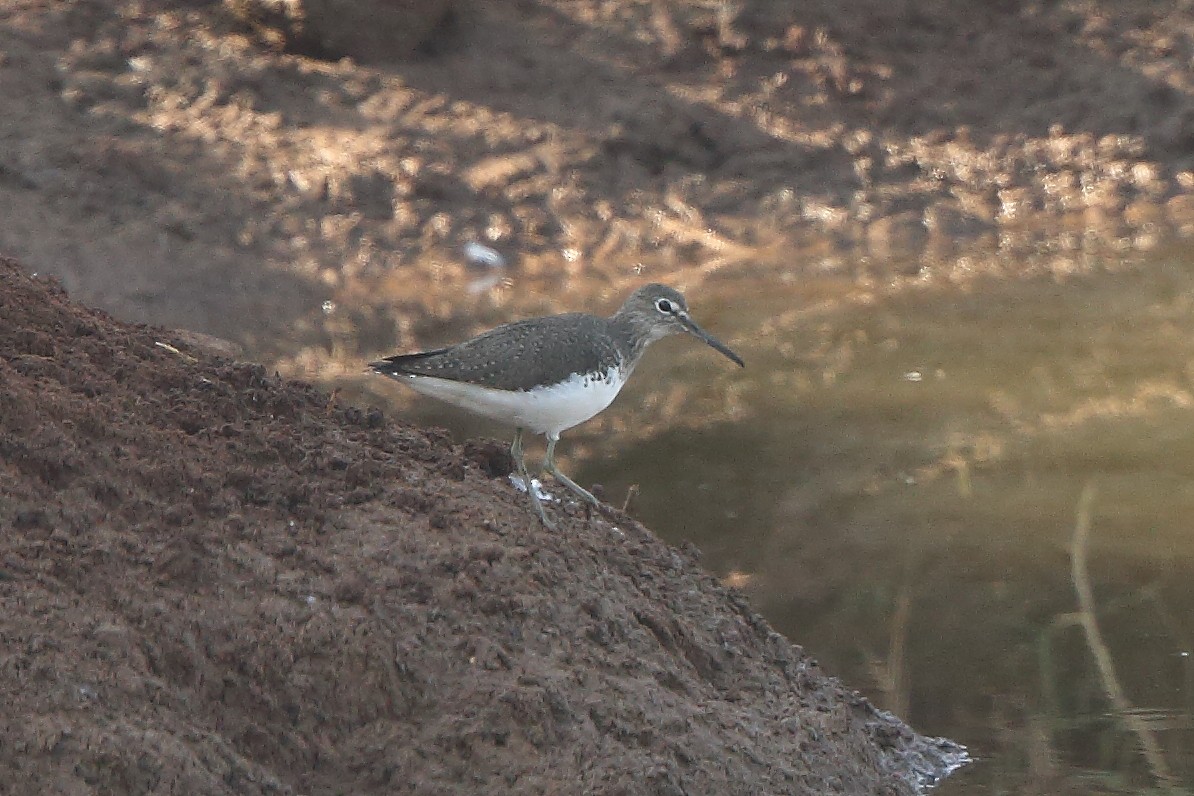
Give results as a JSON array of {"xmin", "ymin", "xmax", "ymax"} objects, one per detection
[
  {"xmin": 224, "ymin": 0, "xmax": 454, "ymax": 62},
  {"xmin": 0, "ymin": 256, "xmax": 966, "ymax": 792}
]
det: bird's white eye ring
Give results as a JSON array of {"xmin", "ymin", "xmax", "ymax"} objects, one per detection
[{"xmin": 655, "ymin": 298, "xmax": 674, "ymax": 314}]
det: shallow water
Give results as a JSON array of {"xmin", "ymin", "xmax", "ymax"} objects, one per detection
[{"xmin": 348, "ymin": 245, "xmax": 1194, "ymax": 794}]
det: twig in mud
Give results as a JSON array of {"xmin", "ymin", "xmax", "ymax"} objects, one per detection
[
  {"xmin": 1069, "ymin": 481, "xmax": 1176, "ymax": 787},
  {"xmin": 886, "ymin": 586, "xmax": 912, "ymax": 717},
  {"xmin": 868, "ymin": 540, "xmax": 917, "ymax": 716},
  {"xmin": 154, "ymin": 341, "xmax": 197, "ymax": 363},
  {"xmin": 622, "ymin": 484, "xmax": 639, "ymax": 514}
]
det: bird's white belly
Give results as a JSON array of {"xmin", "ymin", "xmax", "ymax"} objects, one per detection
[{"xmin": 401, "ymin": 368, "xmax": 625, "ymax": 437}]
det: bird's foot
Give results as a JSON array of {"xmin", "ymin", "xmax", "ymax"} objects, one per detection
[
  {"xmin": 546, "ymin": 464, "xmax": 602, "ymax": 508},
  {"xmin": 510, "ymin": 473, "xmax": 556, "ymax": 529}
]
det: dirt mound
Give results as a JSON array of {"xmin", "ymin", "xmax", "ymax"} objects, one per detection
[{"xmin": 0, "ymin": 256, "xmax": 966, "ymax": 792}]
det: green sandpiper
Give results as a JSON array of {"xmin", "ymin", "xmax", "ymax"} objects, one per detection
[{"xmin": 370, "ymin": 283, "xmax": 744, "ymax": 527}]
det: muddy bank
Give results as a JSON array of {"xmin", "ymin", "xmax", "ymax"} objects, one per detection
[
  {"xmin": 3, "ymin": 0, "xmax": 1194, "ymax": 368},
  {"xmin": 0, "ymin": 256, "xmax": 966, "ymax": 792}
]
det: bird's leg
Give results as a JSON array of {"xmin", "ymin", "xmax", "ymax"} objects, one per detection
[
  {"xmin": 543, "ymin": 434, "xmax": 600, "ymax": 506},
  {"xmin": 512, "ymin": 428, "xmax": 554, "ymax": 528}
]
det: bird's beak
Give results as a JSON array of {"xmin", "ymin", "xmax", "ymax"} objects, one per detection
[{"xmin": 679, "ymin": 313, "xmax": 745, "ymax": 367}]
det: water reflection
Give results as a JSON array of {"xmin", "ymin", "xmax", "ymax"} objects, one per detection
[{"xmin": 344, "ymin": 246, "xmax": 1194, "ymax": 794}]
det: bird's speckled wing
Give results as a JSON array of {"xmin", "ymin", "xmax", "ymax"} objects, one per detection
[{"xmin": 370, "ymin": 313, "xmax": 625, "ymax": 392}]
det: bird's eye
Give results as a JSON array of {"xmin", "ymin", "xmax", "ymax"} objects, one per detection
[{"xmin": 655, "ymin": 298, "xmax": 674, "ymax": 314}]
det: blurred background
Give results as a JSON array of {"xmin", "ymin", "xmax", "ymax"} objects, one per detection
[{"xmin": 3, "ymin": 0, "xmax": 1194, "ymax": 791}]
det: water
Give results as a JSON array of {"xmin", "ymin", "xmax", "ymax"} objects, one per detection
[{"xmin": 345, "ymin": 245, "xmax": 1194, "ymax": 794}]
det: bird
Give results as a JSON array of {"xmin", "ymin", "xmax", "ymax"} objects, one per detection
[{"xmin": 370, "ymin": 283, "xmax": 744, "ymax": 527}]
